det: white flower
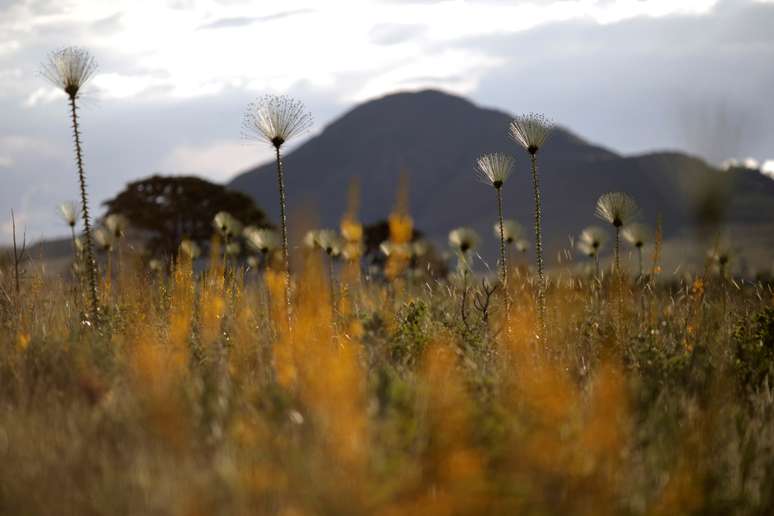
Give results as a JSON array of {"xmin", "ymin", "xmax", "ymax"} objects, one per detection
[
  {"xmin": 41, "ymin": 47, "xmax": 97, "ymax": 99},
  {"xmin": 578, "ymin": 226, "xmax": 608, "ymax": 255},
  {"xmin": 448, "ymin": 227, "xmax": 479, "ymax": 254},
  {"xmin": 494, "ymin": 219, "xmax": 523, "ymax": 244},
  {"xmin": 315, "ymin": 229, "xmax": 344, "ymax": 257},
  {"xmin": 595, "ymin": 192, "xmax": 639, "ymax": 228},
  {"xmin": 303, "ymin": 230, "xmax": 321, "ymax": 249},
  {"xmin": 242, "ymin": 94, "xmax": 313, "ymax": 148},
  {"xmin": 225, "ymin": 241, "xmax": 241, "ymax": 256},
  {"xmin": 514, "ymin": 239, "xmax": 530, "ymax": 253},
  {"xmin": 475, "ymin": 152, "xmax": 514, "ymax": 188},
  {"xmin": 179, "ymin": 239, "xmax": 201, "ymax": 260},
  {"xmin": 104, "ymin": 213, "xmax": 128, "ymax": 239},
  {"xmin": 94, "ymin": 227, "xmax": 114, "ymax": 252},
  {"xmin": 58, "ymin": 202, "xmax": 77, "ymax": 227},
  {"xmin": 622, "ymin": 223, "xmax": 651, "ymax": 248},
  {"xmin": 244, "ymin": 226, "xmax": 280, "ymax": 254},
  {"xmin": 213, "ymin": 211, "xmax": 243, "ymax": 239},
  {"xmin": 509, "ymin": 113, "xmax": 553, "ymax": 155}
]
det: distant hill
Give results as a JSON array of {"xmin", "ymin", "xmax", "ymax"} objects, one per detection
[{"xmin": 229, "ymin": 89, "xmax": 774, "ymax": 268}]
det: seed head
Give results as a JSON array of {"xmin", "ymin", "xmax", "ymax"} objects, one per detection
[
  {"xmin": 304, "ymin": 230, "xmax": 321, "ymax": 249},
  {"xmin": 94, "ymin": 227, "xmax": 114, "ymax": 252},
  {"xmin": 579, "ymin": 225, "xmax": 608, "ymax": 253},
  {"xmin": 225, "ymin": 241, "xmax": 242, "ymax": 257},
  {"xmin": 243, "ymin": 94, "xmax": 313, "ymax": 148},
  {"xmin": 213, "ymin": 211, "xmax": 243, "ymax": 239},
  {"xmin": 475, "ymin": 152, "xmax": 514, "ymax": 188},
  {"xmin": 244, "ymin": 227, "xmax": 280, "ymax": 255},
  {"xmin": 41, "ymin": 47, "xmax": 98, "ymax": 99},
  {"xmin": 315, "ymin": 229, "xmax": 344, "ymax": 257},
  {"xmin": 514, "ymin": 238, "xmax": 530, "ymax": 253},
  {"xmin": 595, "ymin": 192, "xmax": 640, "ymax": 228},
  {"xmin": 58, "ymin": 202, "xmax": 78, "ymax": 227},
  {"xmin": 104, "ymin": 213, "xmax": 128, "ymax": 239},
  {"xmin": 494, "ymin": 219, "xmax": 524, "ymax": 244},
  {"xmin": 576, "ymin": 240, "xmax": 596, "ymax": 258},
  {"xmin": 509, "ymin": 113, "xmax": 553, "ymax": 155},
  {"xmin": 179, "ymin": 239, "xmax": 201, "ymax": 260},
  {"xmin": 622, "ymin": 223, "xmax": 651, "ymax": 249},
  {"xmin": 449, "ymin": 227, "xmax": 480, "ymax": 254}
]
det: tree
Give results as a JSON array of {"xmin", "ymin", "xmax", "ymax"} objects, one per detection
[{"xmin": 103, "ymin": 175, "xmax": 272, "ymax": 257}]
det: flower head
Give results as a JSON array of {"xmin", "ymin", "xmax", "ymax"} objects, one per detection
[
  {"xmin": 213, "ymin": 211, "xmax": 243, "ymax": 239},
  {"xmin": 243, "ymin": 94, "xmax": 313, "ymax": 148},
  {"xmin": 475, "ymin": 152, "xmax": 514, "ymax": 188},
  {"xmin": 449, "ymin": 227, "xmax": 480, "ymax": 254},
  {"xmin": 515, "ymin": 238, "xmax": 530, "ymax": 253},
  {"xmin": 41, "ymin": 47, "xmax": 97, "ymax": 99},
  {"xmin": 380, "ymin": 241, "xmax": 411, "ymax": 258},
  {"xmin": 494, "ymin": 219, "xmax": 524, "ymax": 244},
  {"xmin": 509, "ymin": 113, "xmax": 553, "ymax": 155},
  {"xmin": 104, "ymin": 213, "xmax": 128, "ymax": 239},
  {"xmin": 622, "ymin": 223, "xmax": 651, "ymax": 249},
  {"xmin": 225, "ymin": 241, "xmax": 241, "ymax": 257},
  {"xmin": 579, "ymin": 225, "xmax": 608, "ymax": 254},
  {"xmin": 315, "ymin": 229, "xmax": 344, "ymax": 257},
  {"xmin": 58, "ymin": 202, "xmax": 78, "ymax": 227},
  {"xmin": 595, "ymin": 192, "xmax": 640, "ymax": 228},
  {"xmin": 244, "ymin": 227, "xmax": 280, "ymax": 254},
  {"xmin": 94, "ymin": 227, "xmax": 114, "ymax": 252},
  {"xmin": 303, "ymin": 230, "xmax": 321, "ymax": 249},
  {"xmin": 179, "ymin": 239, "xmax": 201, "ymax": 260}
]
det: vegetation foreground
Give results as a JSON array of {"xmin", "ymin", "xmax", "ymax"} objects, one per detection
[{"xmin": 1, "ymin": 244, "xmax": 774, "ymax": 516}]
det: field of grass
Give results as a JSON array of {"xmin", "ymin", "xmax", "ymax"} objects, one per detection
[{"xmin": 1, "ymin": 242, "xmax": 773, "ymax": 516}]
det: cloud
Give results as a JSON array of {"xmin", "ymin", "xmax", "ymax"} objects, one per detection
[
  {"xmin": 198, "ymin": 8, "xmax": 314, "ymax": 30},
  {"xmin": 369, "ymin": 23, "xmax": 426, "ymax": 45},
  {"xmin": 160, "ymin": 140, "xmax": 273, "ymax": 181}
]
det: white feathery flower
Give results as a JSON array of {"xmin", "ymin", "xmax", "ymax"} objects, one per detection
[
  {"xmin": 579, "ymin": 226, "xmax": 608, "ymax": 253},
  {"xmin": 411, "ymin": 239, "xmax": 429, "ymax": 257},
  {"xmin": 179, "ymin": 239, "xmax": 201, "ymax": 260},
  {"xmin": 494, "ymin": 219, "xmax": 524, "ymax": 244},
  {"xmin": 475, "ymin": 152, "xmax": 514, "ymax": 188},
  {"xmin": 576, "ymin": 240, "xmax": 596, "ymax": 258},
  {"xmin": 315, "ymin": 229, "xmax": 344, "ymax": 257},
  {"xmin": 622, "ymin": 223, "xmax": 651, "ymax": 248},
  {"xmin": 595, "ymin": 192, "xmax": 640, "ymax": 228},
  {"xmin": 94, "ymin": 227, "xmax": 114, "ymax": 252},
  {"xmin": 509, "ymin": 113, "xmax": 553, "ymax": 155},
  {"xmin": 41, "ymin": 47, "xmax": 97, "ymax": 99},
  {"xmin": 244, "ymin": 226, "xmax": 280, "ymax": 254},
  {"xmin": 448, "ymin": 227, "xmax": 480, "ymax": 254},
  {"xmin": 242, "ymin": 94, "xmax": 313, "ymax": 148},
  {"xmin": 58, "ymin": 202, "xmax": 77, "ymax": 227},
  {"xmin": 104, "ymin": 213, "xmax": 128, "ymax": 239},
  {"xmin": 514, "ymin": 239, "xmax": 530, "ymax": 253},
  {"xmin": 225, "ymin": 241, "xmax": 241, "ymax": 256},
  {"xmin": 303, "ymin": 230, "xmax": 321, "ymax": 249},
  {"xmin": 213, "ymin": 211, "xmax": 243, "ymax": 239},
  {"xmin": 380, "ymin": 241, "xmax": 411, "ymax": 258}
]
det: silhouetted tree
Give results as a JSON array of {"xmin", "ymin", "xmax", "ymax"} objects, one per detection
[{"xmin": 103, "ymin": 175, "xmax": 272, "ymax": 257}]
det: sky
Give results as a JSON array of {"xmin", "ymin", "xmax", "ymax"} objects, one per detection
[{"xmin": 0, "ymin": 0, "xmax": 773, "ymax": 243}]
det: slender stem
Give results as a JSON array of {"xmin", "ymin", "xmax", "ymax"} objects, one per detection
[
  {"xmin": 328, "ymin": 254, "xmax": 336, "ymax": 325},
  {"xmin": 273, "ymin": 144, "xmax": 292, "ymax": 328},
  {"xmin": 69, "ymin": 95, "xmax": 99, "ymax": 324},
  {"xmin": 614, "ymin": 226, "xmax": 621, "ymax": 276},
  {"xmin": 529, "ymin": 153, "xmax": 546, "ymax": 341},
  {"xmin": 637, "ymin": 246, "xmax": 643, "ymax": 279},
  {"xmin": 495, "ymin": 187, "xmax": 510, "ymax": 327},
  {"xmin": 594, "ymin": 253, "xmax": 600, "ymax": 280}
]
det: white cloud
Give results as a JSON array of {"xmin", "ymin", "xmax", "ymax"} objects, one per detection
[{"xmin": 762, "ymin": 160, "xmax": 774, "ymax": 178}]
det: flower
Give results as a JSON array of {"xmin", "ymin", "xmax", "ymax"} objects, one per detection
[
  {"xmin": 515, "ymin": 238, "xmax": 530, "ymax": 253},
  {"xmin": 412, "ymin": 239, "xmax": 429, "ymax": 257},
  {"xmin": 104, "ymin": 213, "xmax": 128, "ymax": 239},
  {"xmin": 213, "ymin": 211, "xmax": 243, "ymax": 239},
  {"xmin": 315, "ymin": 229, "xmax": 344, "ymax": 257},
  {"xmin": 494, "ymin": 219, "xmax": 524, "ymax": 244},
  {"xmin": 475, "ymin": 152, "xmax": 514, "ymax": 188},
  {"xmin": 509, "ymin": 113, "xmax": 553, "ymax": 155},
  {"xmin": 244, "ymin": 227, "xmax": 280, "ymax": 254},
  {"xmin": 595, "ymin": 192, "xmax": 639, "ymax": 228},
  {"xmin": 242, "ymin": 94, "xmax": 313, "ymax": 148},
  {"xmin": 41, "ymin": 47, "xmax": 98, "ymax": 99},
  {"xmin": 58, "ymin": 202, "xmax": 77, "ymax": 227},
  {"xmin": 578, "ymin": 226, "xmax": 608, "ymax": 255},
  {"xmin": 380, "ymin": 241, "xmax": 411, "ymax": 258},
  {"xmin": 622, "ymin": 223, "xmax": 651, "ymax": 249},
  {"xmin": 303, "ymin": 230, "xmax": 321, "ymax": 249},
  {"xmin": 225, "ymin": 241, "xmax": 242, "ymax": 256},
  {"xmin": 94, "ymin": 227, "xmax": 114, "ymax": 252},
  {"xmin": 448, "ymin": 227, "xmax": 479, "ymax": 254},
  {"xmin": 179, "ymin": 239, "xmax": 201, "ymax": 260}
]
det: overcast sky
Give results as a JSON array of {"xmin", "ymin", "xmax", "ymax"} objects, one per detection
[{"xmin": 1, "ymin": 0, "xmax": 772, "ymax": 243}]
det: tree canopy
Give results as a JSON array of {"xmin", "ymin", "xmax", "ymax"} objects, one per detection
[{"xmin": 103, "ymin": 175, "xmax": 272, "ymax": 257}]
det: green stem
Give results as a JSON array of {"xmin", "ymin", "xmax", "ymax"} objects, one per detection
[
  {"xmin": 69, "ymin": 95, "xmax": 99, "ymax": 324},
  {"xmin": 529, "ymin": 153, "xmax": 546, "ymax": 342}
]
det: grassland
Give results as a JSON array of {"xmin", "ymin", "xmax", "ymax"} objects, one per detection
[{"xmin": 1, "ymin": 239, "xmax": 773, "ymax": 516}]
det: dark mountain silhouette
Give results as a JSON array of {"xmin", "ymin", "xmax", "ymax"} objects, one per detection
[{"xmin": 229, "ymin": 89, "xmax": 774, "ymax": 265}]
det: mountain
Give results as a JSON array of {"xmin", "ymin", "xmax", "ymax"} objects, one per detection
[{"xmin": 229, "ymin": 89, "xmax": 774, "ymax": 270}]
